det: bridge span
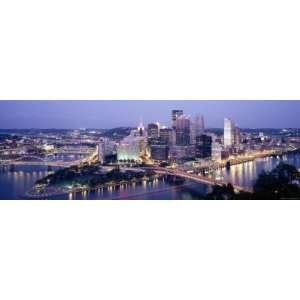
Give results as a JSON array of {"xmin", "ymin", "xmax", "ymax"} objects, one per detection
[
  {"xmin": 150, "ymin": 166, "xmax": 252, "ymax": 193},
  {"xmin": 0, "ymin": 148, "xmax": 99, "ymax": 168}
]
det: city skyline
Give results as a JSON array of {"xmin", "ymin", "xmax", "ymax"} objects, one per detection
[{"xmin": 0, "ymin": 100, "xmax": 299, "ymax": 129}]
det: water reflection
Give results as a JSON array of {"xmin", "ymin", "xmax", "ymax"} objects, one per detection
[
  {"xmin": 0, "ymin": 165, "xmax": 59, "ymax": 200},
  {"xmin": 1, "ymin": 152, "xmax": 300, "ymax": 199},
  {"xmin": 220, "ymin": 153, "xmax": 300, "ymax": 189}
]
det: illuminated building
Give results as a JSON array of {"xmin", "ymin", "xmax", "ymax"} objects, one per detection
[
  {"xmin": 195, "ymin": 134, "xmax": 212, "ymax": 158},
  {"xmin": 97, "ymin": 138, "xmax": 116, "ymax": 163},
  {"xmin": 195, "ymin": 114, "xmax": 205, "ymax": 137},
  {"xmin": 42, "ymin": 144, "xmax": 55, "ymax": 152},
  {"xmin": 175, "ymin": 115, "xmax": 190, "ymax": 146},
  {"xmin": 224, "ymin": 118, "xmax": 235, "ymax": 147},
  {"xmin": 150, "ymin": 144, "xmax": 169, "ymax": 161},
  {"xmin": 159, "ymin": 127, "xmax": 172, "ymax": 145},
  {"xmin": 212, "ymin": 142, "xmax": 229, "ymax": 161},
  {"xmin": 117, "ymin": 121, "xmax": 147, "ymax": 162},
  {"xmin": 171, "ymin": 110, "xmax": 183, "ymax": 129},
  {"xmin": 234, "ymin": 126, "xmax": 241, "ymax": 145},
  {"xmin": 169, "ymin": 145, "xmax": 195, "ymax": 161},
  {"xmin": 190, "ymin": 114, "xmax": 205, "ymax": 145},
  {"xmin": 97, "ymin": 142, "xmax": 105, "ymax": 164},
  {"xmin": 190, "ymin": 119, "xmax": 196, "ymax": 145},
  {"xmin": 147, "ymin": 123, "xmax": 160, "ymax": 143}
]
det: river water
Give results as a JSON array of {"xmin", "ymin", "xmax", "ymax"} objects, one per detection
[
  {"xmin": 1, "ymin": 152, "xmax": 299, "ymax": 199},
  {"xmin": 218, "ymin": 152, "xmax": 300, "ymax": 189}
]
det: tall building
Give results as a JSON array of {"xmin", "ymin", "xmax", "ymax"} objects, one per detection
[
  {"xmin": 159, "ymin": 127, "xmax": 172, "ymax": 145},
  {"xmin": 147, "ymin": 123, "xmax": 159, "ymax": 140},
  {"xmin": 190, "ymin": 114, "xmax": 205, "ymax": 145},
  {"xmin": 117, "ymin": 122, "xmax": 147, "ymax": 162},
  {"xmin": 234, "ymin": 126, "xmax": 241, "ymax": 145},
  {"xmin": 97, "ymin": 142, "xmax": 105, "ymax": 164},
  {"xmin": 175, "ymin": 115, "xmax": 190, "ymax": 146},
  {"xmin": 195, "ymin": 134, "xmax": 212, "ymax": 159},
  {"xmin": 212, "ymin": 142, "xmax": 229, "ymax": 161},
  {"xmin": 224, "ymin": 118, "xmax": 235, "ymax": 147},
  {"xmin": 189, "ymin": 119, "xmax": 196, "ymax": 145},
  {"xmin": 172, "ymin": 110, "xmax": 183, "ymax": 128},
  {"xmin": 194, "ymin": 114, "xmax": 205, "ymax": 137}
]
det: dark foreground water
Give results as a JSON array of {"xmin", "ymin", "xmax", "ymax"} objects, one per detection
[{"xmin": 1, "ymin": 152, "xmax": 300, "ymax": 199}]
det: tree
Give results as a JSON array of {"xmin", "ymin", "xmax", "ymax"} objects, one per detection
[
  {"xmin": 205, "ymin": 183, "xmax": 235, "ymax": 200},
  {"xmin": 253, "ymin": 163, "xmax": 300, "ymax": 199}
]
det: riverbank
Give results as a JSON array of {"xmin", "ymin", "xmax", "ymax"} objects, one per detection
[{"xmin": 25, "ymin": 175, "xmax": 177, "ymax": 199}]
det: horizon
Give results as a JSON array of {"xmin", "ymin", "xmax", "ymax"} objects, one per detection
[
  {"xmin": 0, "ymin": 100, "xmax": 299, "ymax": 129},
  {"xmin": 0, "ymin": 126, "xmax": 299, "ymax": 131}
]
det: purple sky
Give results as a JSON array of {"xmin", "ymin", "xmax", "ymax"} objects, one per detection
[{"xmin": 0, "ymin": 100, "xmax": 299, "ymax": 129}]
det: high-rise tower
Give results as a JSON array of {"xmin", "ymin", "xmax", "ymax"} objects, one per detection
[
  {"xmin": 171, "ymin": 110, "xmax": 183, "ymax": 129},
  {"xmin": 195, "ymin": 114, "xmax": 205, "ymax": 137},
  {"xmin": 224, "ymin": 118, "xmax": 234, "ymax": 147},
  {"xmin": 175, "ymin": 115, "xmax": 190, "ymax": 146}
]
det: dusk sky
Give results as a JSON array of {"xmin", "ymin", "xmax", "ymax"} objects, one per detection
[{"xmin": 0, "ymin": 100, "xmax": 299, "ymax": 129}]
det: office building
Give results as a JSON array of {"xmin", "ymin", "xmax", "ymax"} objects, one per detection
[
  {"xmin": 212, "ymin": 142, "xmax": 229, "ymax": 161},
  {"xmin": 117, "ymin": 122, "xmax": 147, "ymax": 162},
  {"xmin": 224, "ymin": 118, "xmax": 235, "ymax": 147},
  {"xmin": 97, "ymin": 142, "xmax": 105, "ymax": 164},
  {"xmin": 175, "ymin": 115, "xmax": 190, "ymax": 146},
  {"xmin": 159, "ymin": 127, "xmax": 172, "ymax": 145},
  {"xmin": 172, "ymin": 110, "xmax": 183, "ymax": 128},
  {"xmin": 195, "ymin": 114, "xmax": 205, "ymax": 137},
  {"xmin": 195, "ymin": 134, "xmax": 212, "ymax": 158},
  {"xmin": 234, "ymin": 126, "xmax": 241, "ymax": 145},
  {"xmin": 169, "ymin": 145, "xmax": 195, "ymax": 161},
  {"xmin": 147, "ymin": 123, "xmax": 159, "ymax": 139},
  {"xmin": 150, "ymin": 144, "xmax": 169, "ymax": 161}
]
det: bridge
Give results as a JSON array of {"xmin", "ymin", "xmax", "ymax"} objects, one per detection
[
  {"xmin": 181, "ymin": 148, "xmax": 299, "ymax": 175},
  {"xmin": 52, "ymin": 148, "xmax": 94, "ymax": 155},
  {"xmin": 150, "ymin": 166, "xmax": 252, "ymax": 193},
  {"xmin": 0, "ymin": 148, "xmax": 99, "ymax": 168}
]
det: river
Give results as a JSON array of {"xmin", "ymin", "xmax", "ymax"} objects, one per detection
[
  {"xmin": 218, "ymin": 152, "xmax": 300, "ymax": 189},
  {"xmin": 1, "ymin": 152, "xmax": 300, "ymax": 199}
]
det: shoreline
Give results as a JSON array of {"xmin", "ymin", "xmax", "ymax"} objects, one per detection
[
  {"xmin": 24, "ymin": 149, "xmax": 300, "ymax": 199},
  {"xmin": 25, "ymin": 179, "xmax": 205, "ymax": 200}
]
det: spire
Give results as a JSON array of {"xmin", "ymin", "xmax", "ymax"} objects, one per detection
[{"xmin": 138, "ymin": 117, "xmax": 144, "ymax": 131}]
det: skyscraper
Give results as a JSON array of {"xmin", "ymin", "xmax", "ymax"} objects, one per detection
[
  {"xmin": 175, "ymin": 115, "xmax": 190, "ymax": 146},
  {"xmin": 147, "ymin": 123, "xmax": 159, "ymax": 140},
  {"xmin": 224, "ymin": 118, "xmax": 234, "ymax": 147},
  {"xmin": 195, "ymin": 134, "xmax": 212, "ymax": 158},
  {"xmin": 194, "ymin": 114, "xmax": 205, "ymax": 137},
  {"xmin": 97, "ymin": 142, "xmax": 105, "ymax": 164},
  {"xmin": 189, "ymin": 118, "xmax": 196, "ymax": 145},
  {"xmin": 234, "ymin": 126, "xmax": 241, "ymax": 145},
  {"xmin": 159, "ymin": 127, "xmax": 172, "ymax": 145},
  {"xmin": 190, "ymin": 114, "xmax": 205, "ymax": 145},
  {"xmin": 171, "ymin": 110, "xmax": 183, "ymax": 129}
]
